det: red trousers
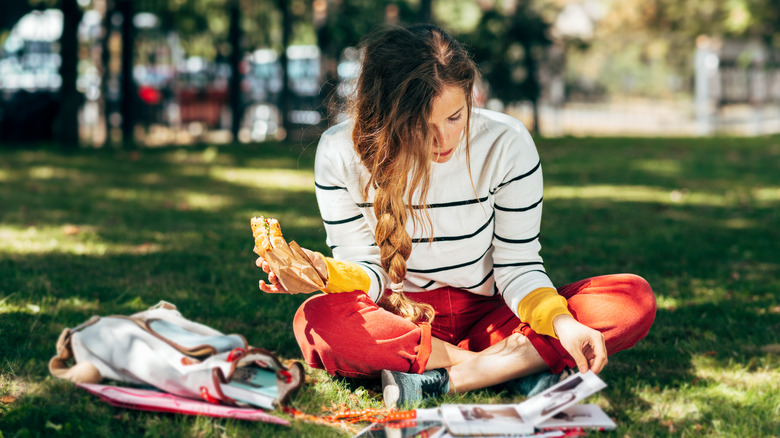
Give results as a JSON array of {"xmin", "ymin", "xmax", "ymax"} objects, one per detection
[{"xmin": 293, "ymin": 274, "xmax": 656, "ymax": 379}]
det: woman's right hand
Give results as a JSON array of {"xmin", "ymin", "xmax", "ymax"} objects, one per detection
[
  {"xmin": 256, "ymin": 246, "xmax": 328, "ymax": 294},
  {"xmin": 256, "ymin": 257, "xmax": 290, "ymax": 294}
]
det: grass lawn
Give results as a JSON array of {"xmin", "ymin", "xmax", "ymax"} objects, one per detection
[{"xmin": 0, "ymin": 135, "xmax": 778, "ymax": 437}]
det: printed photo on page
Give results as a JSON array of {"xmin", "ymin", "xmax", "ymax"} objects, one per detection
[
  {"xmin": 517, "ymin": 371, "xmax": 607, "ymax": 425},
  {"xmin": 440, "ymin": 404, "xmax": 535, "ymax": 436}
]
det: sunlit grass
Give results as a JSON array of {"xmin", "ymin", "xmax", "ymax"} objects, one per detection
[
  {"xmin": 26, "ymin": 166, "xmax": 97, "ymax": 183},
  {"xmin": 693, "ymin": 355, "xmax": 780, "ymax": 390},
  {"xmin": 752, "ymin": 186, "xmax": 780, "ymax": 202},
  {"xmin": 633, "ymin": 385, "xmax": 702, "ymax": 424},
  {"xmin": 0, "ymin": 295, "xmax": 102, "ymax": 318},
  {"xmin": 654, "ymin": 294, "xmax": 681, "ymax": 310},
  {"xmin": 0, "ymin": 225, "xmax": 166, "ymax": 256},
  {"xmin": 631, "ymin": 158, "xmax": 685, "ymax": 177},
  {"xmin": 628, "ymin": 355, "xmax": 780, "ymax": 434},
  {"xmin": 210, "ymin": 167, "xmax": 315, "ymax": 191},
  {"xmin": 545, "ymin": 184, "xmax": 752, "ymax": 207},
  {"xmin": 0, "ymin": 225, "xmax": 108, "ymax": 255},
  {"xmin": 0, "ymin": 295, "xmax": 42, "ymax": 316}
]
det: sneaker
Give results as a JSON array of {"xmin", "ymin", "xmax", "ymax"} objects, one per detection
[
  {"xmin": 381, "ymin": 368, "xmax": 450, "ymax": 408},
  {"xmin": 501, "ymin": 367, "xmax": 576, "ymax": 397}
]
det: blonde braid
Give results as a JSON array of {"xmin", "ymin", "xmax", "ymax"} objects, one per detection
[
  {"xmin": 348, "ymin": 25, "xmax": 477, "ymax": 325},
  {"xmin": 374, "ymin": 187, "xmax": 435, "ymax": 324}
]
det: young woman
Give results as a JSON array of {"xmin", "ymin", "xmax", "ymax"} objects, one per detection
[{"xmin": 257, "ymin": 24, "xmax": 656, "ymax": 407}]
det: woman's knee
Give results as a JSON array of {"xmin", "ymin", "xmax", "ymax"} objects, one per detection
[
  {"xmin": 292, "ymin": 293, "xmax": 355, "ymax": 347},
  {"xmin": 621, "ymin": 274, "xmax": 657, "ymax": 338},
  {"xmin": 292, "ymin": 292, "xmax": 423, "ymax": 378}
]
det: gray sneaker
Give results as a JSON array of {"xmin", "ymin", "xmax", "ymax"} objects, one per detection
[
  {"xmin": 381, "ymin": 368, "xmax": 450, "ymax": 408},
  {"xmin": 502, "ymin": 368, "xmax": 576, "ymax": 397}
]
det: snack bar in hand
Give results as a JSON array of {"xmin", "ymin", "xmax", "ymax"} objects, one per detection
[{"xmin": 251, "ymin": 216, "xmax": 326, "ymax": 293}]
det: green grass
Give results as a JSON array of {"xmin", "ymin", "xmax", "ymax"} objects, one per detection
[{"xmin": 0, "ymin": 135, "xmax": 778, "ymax": 437}]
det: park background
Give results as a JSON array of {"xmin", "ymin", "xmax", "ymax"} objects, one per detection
[{"xmin": 0, "ymin": 0, "xmax": 779, "ymax": 437}]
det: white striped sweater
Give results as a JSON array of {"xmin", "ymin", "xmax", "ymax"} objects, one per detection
[{"xmin": 314, "ymin": 108, "xmax": 555, "ymax": 318}]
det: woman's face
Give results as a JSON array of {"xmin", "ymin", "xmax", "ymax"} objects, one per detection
[{"xmin": 428, "ymin": 85, "xmax": 467, "ymax": 163}]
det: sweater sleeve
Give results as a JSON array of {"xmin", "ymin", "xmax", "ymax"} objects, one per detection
[
  {"xmin": 313, "ymin": 126, "xmax": 389, "ymax": 302},
  {"xmin": 516, "ymin": 287, "xmax": 570, "ymax": 338},
  {"xmin": 320, "ymin": 256, "xmax": 371, "ymax": 294},
  {"xmin": 491, "ymin": 121, "xmax": 571, "ymax": 335}
]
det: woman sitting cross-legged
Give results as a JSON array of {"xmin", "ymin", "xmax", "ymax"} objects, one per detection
[{"xmin": 256, "ymin": 24, "xmax": 657, "ymax": 407}]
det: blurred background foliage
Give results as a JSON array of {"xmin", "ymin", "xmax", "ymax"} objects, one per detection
[{"xmin": 1, "ymin": 0, "xmax": 780, "ymax": 148}]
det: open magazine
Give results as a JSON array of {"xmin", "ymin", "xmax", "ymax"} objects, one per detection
[{"xmin": 355, "ymin": 371, "xmax": 612, "ymax": 437}]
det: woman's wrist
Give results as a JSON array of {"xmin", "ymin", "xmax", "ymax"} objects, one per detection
[{"xmin": 552, "ymin": 313, "xmax": 576, "ymax": 338}]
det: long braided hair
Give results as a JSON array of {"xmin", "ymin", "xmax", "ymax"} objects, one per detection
[{"xmin": 351, "ymin": 25, "xmax": 478, "ymax": 324}]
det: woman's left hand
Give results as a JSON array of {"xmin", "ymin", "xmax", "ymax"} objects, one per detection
[{"xmin": 552, "ymin": 314, "xmax": 608, "ymax": 374}]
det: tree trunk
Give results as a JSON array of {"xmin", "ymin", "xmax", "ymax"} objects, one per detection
[
  {"xmin": 119, "ymin": 0, "xmax": 135, "ymax": 147},
  {"xmin": 58, "ymin": 0, "xmax": 82, "ymax": 148},
  {"xmin": 278, "ymin": 0, "xmax": 291, "ymax": 138},
  {"xmin": 419, "ymin": 0, "xmax": 433, "ymax": 23},
  {"xmin": 315, "ymin": 1, "xmax": 339, "ymax": 127},
  {"xmin": 228, "ymin": 1, "xmax": 243, "ymax": 142},
  {"xmin": 523, "ymin": 41, "xmax": 540, "ymax": 136}
]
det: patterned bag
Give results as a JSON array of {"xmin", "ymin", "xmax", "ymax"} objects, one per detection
[{"xmin": 49, "ymin": 301, "xmax": 304, "ymax": 408}]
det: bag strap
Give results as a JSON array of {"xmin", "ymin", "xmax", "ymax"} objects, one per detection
[
  {"xmin": 144, "ymin": 318, "xmax": 247, "ymax": 358},
  {"xmin": 48, "ymin": 323, "xmax": 102, "ymax": 384}
]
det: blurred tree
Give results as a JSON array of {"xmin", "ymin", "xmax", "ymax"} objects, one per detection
[
  {"xmin": 228, "ymin": 0, "xmax": 242, "ymax": 141},
  {"xmin": 0, "ymin": 2, "xmax": 36, "ymax": 33},
  {"xmin": 0, "ymin": 0, "xmax": 81, "ymax": 148},
  {"xmin": 314, "ymin": 0, "xmax": 418, "ymax": 124},
  {"xmin": 583, "ymin": 0, "xmax": 780, "ymax": 98},
  {"xmin": 58, "ymin": 0, "xmax": 82, "ymax": 148},
  {"xmin": 464, "ymin": 1, "xmax": 551, "ymax": 134},
  {"xmin": 113, "ymin": 0, "xmax": 295, "ymax": 143},
  {"xmin": 745, "ymin": 0, "xmax": 780, "ymax": 48},
  {"xmin": 598, "ymin": 0, "xmax": 730, "ymax": 73},
  {"xmin": 278, "ymin": 0, "xmax": 291, "ymax": 136},
  {"xmin": 419, "ymin": 0, "xmax": 432, "ymax": 23},
  {"xmin": 118, "ymin": 0, "xmax": 135, "ymax": 146}
]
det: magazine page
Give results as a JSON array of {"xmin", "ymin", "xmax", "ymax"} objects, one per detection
[
  {"xmin": 440, "ymin": 404, "xmax": 535, "ymax": 436},
  {"xmin": 354, "ymin": 419, "xmax": 446, "ymax": 438},
  {"xmin": 437, "ymin": 431, "xmax": 565, "ymax": 438},
  {"xmin": 517, "ymin": 371, "xmax": 607, "ymax": 425},
  {"xmin": 535, "ymin": 404, "xmax": 616, "ymax": 431}
]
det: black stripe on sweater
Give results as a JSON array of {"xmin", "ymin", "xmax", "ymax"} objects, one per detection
[
  {"xmin": 330, "ymin": 242, "xmax": 378, "ymax": 250},
  {"xmin": 493, "ymin": 261, "xmax": 544, "ymax": 268},
  {"xmin": 356, "ymin": 262, "xmax": 383, "ymax": 300},
  {"xmin": 412, "ymin": 211, "xmax": 494, "ymax": 243},
  {"xmin": 494, "ymin": 232, "xmax": 539, "ymax": 245},
  {"xmin": 499, "ymin": 270, "xmax": 549, "ymax": 297},
  {"xmin": 323, "ymin": 213, "xmax": 363, "ymax": 225},
  {"xmin": 495, "ymin": 196, "xmax": 543, "ymax": 212},
  {"xmin": 420, "ymin": 280, "xmax": 436, "ymax": 289},
  {"xmin": 407, "ymin": 245, "xmax": 491, "ymax": 274},
  {"xmin": 315, "ymin": 182, "xmax": 347, "ymax": 191},
  {"xmin": 356, "ymin": 196, "xmax": 489, "ymax": 210},
  {"xmin": 490, "ymin": 160, "xmax": 541, "ymax": 194},
  {"xmin": 463, "ymin": 270, "xmax": 494, "ymax": 290}
]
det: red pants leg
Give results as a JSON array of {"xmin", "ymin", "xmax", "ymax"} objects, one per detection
[
  {"xmin": 517, "ymin": 273, "xmax": 657, "ymax": 373},
  {"xmin": 292, "ymin": 291, "xmax": 432, "ymax": 379}
]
